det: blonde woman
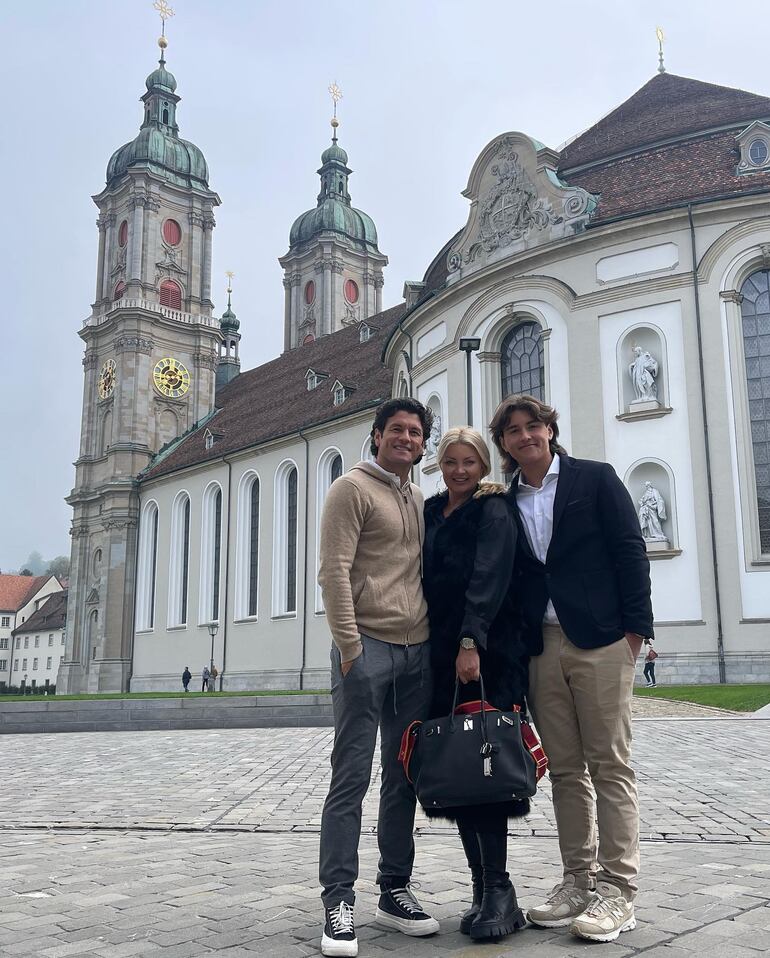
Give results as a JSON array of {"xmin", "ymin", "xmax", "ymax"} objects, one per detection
[{"xmin": 421, "ymin": 427, "xmax": 529, "ymax": 941}]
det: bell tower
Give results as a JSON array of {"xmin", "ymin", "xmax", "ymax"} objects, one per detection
[
  {"xmin": 60, "ymin": 19, "xmax": 221, "ymax": 693},
  {"xmin": 280, "ymin": 85, "xmax": 387, "ymax": 350}
]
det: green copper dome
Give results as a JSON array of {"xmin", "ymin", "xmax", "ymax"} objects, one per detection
[
  {"xmin": 288, "ymin": 137, "xmax": 379, "ymax": 251},
  {"xmin": 220, "ymin": 303, "xmax": 239, "ymax": 332},
  {"xmin": 106, "ymin": 55, "xmax": 209, "ymax": 190}
]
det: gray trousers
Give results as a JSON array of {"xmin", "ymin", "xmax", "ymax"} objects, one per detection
[{"xmin": 319, "ymin": 634, "xmax": 432, "ymax": 908}]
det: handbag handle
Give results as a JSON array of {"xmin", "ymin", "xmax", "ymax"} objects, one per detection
[{"xmin": 449, "ymin": 673, "xmax": 491, "ymax": 751}]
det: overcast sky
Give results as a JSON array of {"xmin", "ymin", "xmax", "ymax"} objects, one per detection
[{"xmin": 1, "ymin": 0, "xmax": 767, "ymax": 571}]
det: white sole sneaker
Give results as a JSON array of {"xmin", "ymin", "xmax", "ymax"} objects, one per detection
[
  {"xmin": 321, "ymin": 931, "xmax": 358, "ymax": 956},
  {"xmin": 527, "ymin": 913, "xmax": 580, "ymax": 928},
  {"xmin": 572, "ymin": 914, "xmax": 637, "ymax": 942},
  {"xmin": 373, "ymin": 908, "xmax": 440, "ymax": 936}
]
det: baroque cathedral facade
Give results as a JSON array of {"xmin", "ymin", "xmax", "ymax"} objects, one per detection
[{"xmin": 61, "ymin": 45, "xmax": 770, "ymax": 692}]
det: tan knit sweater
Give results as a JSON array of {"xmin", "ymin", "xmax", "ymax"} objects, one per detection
[{"xmin": 318, "ymin": 461, "xmax": 429, "ymax": 663}]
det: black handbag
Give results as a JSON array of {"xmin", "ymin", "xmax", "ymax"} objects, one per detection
[{"xmin": 399, "ymin": 675, "xmax": 546, "ymax": 810}]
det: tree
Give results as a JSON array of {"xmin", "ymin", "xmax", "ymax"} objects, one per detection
[
  {"xmin": 19, "ymin": 551, "xmax": 45, "ymax": 575},
  {"xmin": 19, "ymin": 568, "xmax": 33, "ymax": 576},
  {"xmin": 46, "ymin": 556, "xmax": 70, "ymax": 579}
]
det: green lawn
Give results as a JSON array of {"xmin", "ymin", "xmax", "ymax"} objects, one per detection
[
  {"xmin": 0, "ymin": 689, "xmax": 329, "ymax": 703},
  {"xmin": 634, "ymin": 684, "xmax": 770, "ymax": 712}
]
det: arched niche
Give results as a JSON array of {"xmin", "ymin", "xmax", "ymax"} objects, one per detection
[
  {"xmin": 424, "ymin": 393, "xmax": 443, "ymax": 462},
  {"xmin": 616, "ymin": 324, "xmax": 672, "ymax": 421},
  {"xmin": 624, "ymin": 459, "xmax": 682, "ymax": 559}
]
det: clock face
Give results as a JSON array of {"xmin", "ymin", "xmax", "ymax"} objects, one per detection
[
  {"xmin": 153, "ymin": 357, "xmax": 191, "ymax": 398},
  {"xmin": 97, "ymin": 359, "xmax": 116, "ymax": 399}
]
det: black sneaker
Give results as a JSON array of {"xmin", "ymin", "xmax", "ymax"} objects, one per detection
[
  {"xmin": 375, "ymin": 884, "xmax": 440, "ymax": 936},
  {"xmin": 321, "ymin": 901, "xmax": 357, "ymax": 957}
]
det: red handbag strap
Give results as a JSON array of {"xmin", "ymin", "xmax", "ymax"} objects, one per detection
[
  {"xmin": 454, "ymin": 700, "xmax": 522, "ymax": 715},
  {"xmin": 398, "ymin": 720, "xmax": 421, "ymax": 784},
  {"xmin": 521, "ymin": 720, "xmax": 549, "ymax": 781}
]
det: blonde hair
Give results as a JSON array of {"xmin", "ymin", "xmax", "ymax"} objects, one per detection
[{"xmin": 436, "ymin": 427, "xmax": 491, "ymax": 478}]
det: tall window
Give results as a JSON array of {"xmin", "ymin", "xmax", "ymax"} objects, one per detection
[
  {"xmin": 235, "ymin": 473, "xmax": 261, "ymax": 619},
  {"xmin": 500, "ymin": 321, "xmax": 545, "ymax": 400},
  {"xmin": 287, "ymin": 469, "xmax": 298, "ymax": 612},
  {"xmin": 273, "ymin": 462, "xmax": 299, "ymax": 615},
  {"xmin": 200, "ymin": 484, "xmax": 223, "ymax": 623},
  {"xmin": 739, "ymin": 270, "xmax": 770, "ymax": 552},
  {"xmin": 315, "ymin": 450, "xmax": 344, "ymax": 611},
  {"xmin": 168, "ymin": 493, "xmax": 191, "ymax": 626},
  {"xmin": 136, "ymin": 501, "xmax": 159, "ymax": 630}
]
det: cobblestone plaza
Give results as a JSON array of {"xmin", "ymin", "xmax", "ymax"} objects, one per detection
[{"xmin": 1, "ymin": 703, "xmax": 769, "ymax": 956}]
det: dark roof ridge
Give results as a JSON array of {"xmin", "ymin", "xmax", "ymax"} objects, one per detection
[{"xmin": 559, "ymin": 71, "xmax": 770, "ymax": 171}]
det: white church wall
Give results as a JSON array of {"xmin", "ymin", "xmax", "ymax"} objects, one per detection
[{"xmin": 598, "ymin": 300, "xmax": 703, "ymax": 625}]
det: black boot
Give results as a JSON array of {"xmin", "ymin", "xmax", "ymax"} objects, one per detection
[
  {"xmin": 470, "ymin": 819, "xmax": 526, "ymax": 940},
  {"xmin": 456, "ymin": 815, "xmax": 483, "ymax": 935}
]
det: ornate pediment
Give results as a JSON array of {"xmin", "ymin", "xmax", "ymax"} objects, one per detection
[{"xmin": 446, "ymin": 133, "xmax": 598, "ymax": 282}]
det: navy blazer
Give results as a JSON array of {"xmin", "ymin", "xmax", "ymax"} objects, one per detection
[{"xmin": 509, "ymin": 454, "xmax": 653, "ymax": 654}]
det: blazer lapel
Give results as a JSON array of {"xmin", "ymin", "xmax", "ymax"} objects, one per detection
[
  {"xmin": 507, "ymin": 474, "xmax": 536, "ymax": 561},
  {"xmin": 550, "ymin": 455, "xmax": 578, "ymax": 541}
]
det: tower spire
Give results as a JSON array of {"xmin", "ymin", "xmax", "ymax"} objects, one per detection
[
  {"xmin": 656, "ymin": 26, "xmax": 666, "ymax": 74},
  {"xmin": 328, "ymin": 82, "xmax": 343, "ymax": 143},
  {"xmin": 154, "ymin": 0, "xmax": 175, "ymax": 64}
]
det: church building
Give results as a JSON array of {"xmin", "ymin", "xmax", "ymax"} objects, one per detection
[{"xmin": 60, "ymin": 37, "xmax": 770, "ymax": 692}]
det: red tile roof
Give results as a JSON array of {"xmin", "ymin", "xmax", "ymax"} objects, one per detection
[
  {"xmin": 12, "ymin": 591, "xmax": 68, "ymax": 635},
  {"xmin": 143, "ymin": 303, "xmax": 406, "ymax": 481},
  {"xmin": 0, "ymin": 575, "xmax": 53, "ymax": 614},
  {"xmin": 559, "ymin": 73, "xmax": 770, "ymax": 172}
]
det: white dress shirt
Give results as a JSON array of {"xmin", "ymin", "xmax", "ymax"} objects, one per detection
[{"xmin": 516, "ymin": 454, "xmax": 560, "ymax": 625}]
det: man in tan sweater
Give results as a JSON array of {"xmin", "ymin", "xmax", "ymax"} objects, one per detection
[{"xmin": 318, "ymin": 398, "xmax": 439, "ymax": 957}]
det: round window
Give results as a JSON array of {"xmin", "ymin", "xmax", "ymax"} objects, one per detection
[
  {"xmin": 118, "ymin": 220, "xmax": 128, "ymax": 248},
  {"xmin": 304, "ymin": 280, "xmax": 316, "ymax": 305},
  {"xmin": 749, "ymin": 138, "xmax": 769, "ymax": 166},
  {"xmin": 302, "ymin": 333, "xmax": 315, "ymax": 345},
  {"xmin": 344, "ymin": 279, "xmax": 359, "ymax": 304},
  {"xmin": 162, "ymin": 219, "xmax": 182, "ymax": 246}
]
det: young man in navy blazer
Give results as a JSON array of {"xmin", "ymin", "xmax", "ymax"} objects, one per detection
[{"xmin": 490, "ymin": 394, "xmax": 653, "ymax": 944}]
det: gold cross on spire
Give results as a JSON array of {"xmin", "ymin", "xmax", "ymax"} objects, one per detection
[
  {"xmin": 225, "ymin": 271, "xmax": 235, "ymax": 295},
  {"xmin": 656, "ymin": 26, "xmax": 665, "ymax": 74},
  {"xmin": 154, "ymin": 0, "xmax": 174, "ymax": 53},
  {"xmin": 328, "ymin": 82, "xmax": 343, "ymax": 139}
]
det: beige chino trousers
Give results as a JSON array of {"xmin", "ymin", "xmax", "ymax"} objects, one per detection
[{"xmin": 528, "ymin": 624, "xmax": 640, "ymax": 900}]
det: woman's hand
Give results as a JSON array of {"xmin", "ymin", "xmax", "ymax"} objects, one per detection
[{"xmin": 456, "ymin": 647, "xmax": 481, "ymax": 684}]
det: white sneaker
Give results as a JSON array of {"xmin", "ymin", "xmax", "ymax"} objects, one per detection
[
  {"xmin": 527, "ymin": 875, "xmax": 596, "ymax": 928},
  {"xmin": 570, "ymin": 881, "xmax": 636, "ymax": 942},
  {"xmin": 321, "ymin": 901, "xmax": 358, "ymax": 956}
]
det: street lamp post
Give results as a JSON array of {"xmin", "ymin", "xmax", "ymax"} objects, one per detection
[
  {"xmin": 207, "ymin": 622, "xmax": 218, "ymax": 691},
  {"xmin": 458, "ymin": 337, "xmax": 482, "ymax": 426}
]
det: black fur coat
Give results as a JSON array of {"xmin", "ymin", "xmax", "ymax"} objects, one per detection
[{"xmin": 422, "ymin": 491, "xmax": 530, "ymax": 821}]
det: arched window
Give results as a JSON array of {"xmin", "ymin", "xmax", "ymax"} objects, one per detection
[
  {"xmin": 273, "ymin": 462, "xmax": 299, "ymax": 615},
  {"xmin": 136, "ymin": 501, "xmax": 159, "ymax": 630},
  {"xmin": 199, "ymin": 484, "xmax": 223, "ymax": 623},
  {"xmin": 118, "ymin": 220, "xmax": 128, "ymax": 247},
  {"xmin": 500, "ymin": 321, "xmax": 545, "ymax": 400},
  {"xmin": 739, "ymin": 270, "xmax": 770, "ymax": 552},
  {"xmin": 315, "ymin": 450, "xmax": 344, "ymax": 611},
  {"xmin": 113, "ymin": 280, "xmax": 126, "ymax": 301},
  {"xmin": 235, "ymin": 473, "xmax": 260, "ymax": 619},
  {"xmin": 160, "ymin": 279, "xmax": 182, "ymax": 309},
  {"xmin": 168, "ymin": 492, "xmax": 191, "ymax": 626}
]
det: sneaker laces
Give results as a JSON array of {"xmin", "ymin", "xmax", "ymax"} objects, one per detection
[
  {"xmin": 545, "ymin": 881, "xmax": 582, "ymax": 905},
  {"xmin": 582, "ymin": 894, "xmax": 626, "ymax": 921},
  {"xmin": 329, "ymin": 901, "xmax": 354, "ymax": 935},
  {"xmin": 389, "ymin": 883, "xmax": 425, "ymax": 915}
]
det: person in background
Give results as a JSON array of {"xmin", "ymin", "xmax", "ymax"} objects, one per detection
[
  {"xmin": 182, "ymin": 666, "xmax": 192, "ymax": 692},
  {"xmin": 201, "ymin": 665, "xmax": 210, "ymax": 692},
  {"xmin": 643, "ymin": 639, "xmax": 657, "ymax": 688}
]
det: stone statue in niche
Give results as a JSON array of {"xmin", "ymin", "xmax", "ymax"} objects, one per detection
[
  {"xmin": 629, "ymin": 345, "xmax": 659, "ymax": 406},
  {"xmin": 426, "ymin": 414, "xmax": 442, "ymax": 457},
  {"xmin": 638, "ymin": 481, "xmax": 669, "ymax": 546}
]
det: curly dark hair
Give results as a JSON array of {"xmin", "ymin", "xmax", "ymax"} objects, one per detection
[
  {"xmin": 369, "ymin": 398, "xmax": 434, "ymax": 462},
  {"xmin": 489, "ymin": 394, "xmax": 567, "ymax": 474}
]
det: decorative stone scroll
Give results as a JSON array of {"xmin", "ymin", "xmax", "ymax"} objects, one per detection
[{"xmin": 446, "ymin": 132, "xmax": 597, "ymax": 282}]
